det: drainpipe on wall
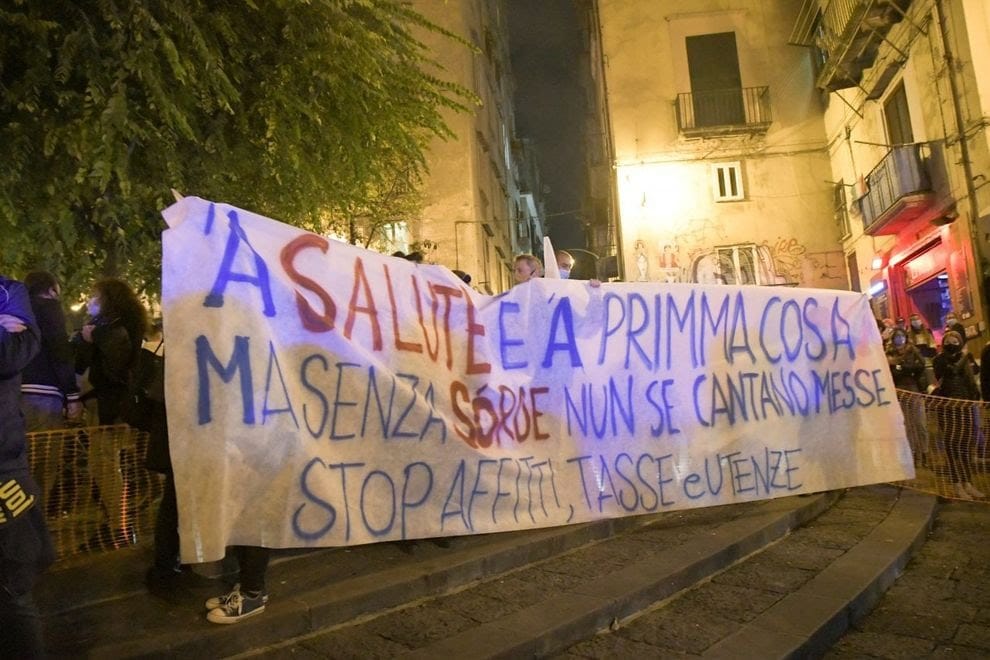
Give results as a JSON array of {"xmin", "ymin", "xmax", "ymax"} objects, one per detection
[{"xmin": 934, "ymin": 0, "xmax": 987, "ymax": 323}]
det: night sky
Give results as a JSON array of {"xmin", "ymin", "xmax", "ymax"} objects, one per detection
[{"xmin": 507, "ymin": 0, "xmax": 586, "ymax": 250}]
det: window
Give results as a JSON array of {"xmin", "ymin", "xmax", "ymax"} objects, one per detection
[
  {"xmin": 715, "ymin": 244, "xmax": 760, "ymax": 285},
  {"xmin": 712, "ymin": 162, "xmax": 744, "ymax": 201},
  {"xmin": 686, "ymin": 32, "xmax": 744, "ymax": 127},
  {"xmin": 884, "ymin": 83, "xmax": 914, "ymax": 146}
]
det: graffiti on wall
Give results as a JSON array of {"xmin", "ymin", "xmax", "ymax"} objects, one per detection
[{"xmin": 631, "ymin": 219, "xmax": 845, "ymax": 289}]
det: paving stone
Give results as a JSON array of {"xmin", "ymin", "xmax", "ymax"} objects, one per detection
[
  {"xmin": 790, "ymin": 522, "xmax": 875, "ymax": 550},
  {"xmin": 824, "ymin": 630, "xmax": 936, "ymax": 659},
  {"xmin": 362, "ymin": 604, "xmax": 475, "ymax": 648},
  {"xmin": 758, "ymin": 539, "xmax": 845, "ymax": 571},
  {"xmin": 296, "ymin": 628, "xmax": 411, "ymax": 659},
  {"xmin": 619, "ymin": 607, "xmax": 738, "ymax": 654},
  {"xmin": 929, "ymin": 643, "xmax": 990, "ymax": 659},
  {"xmin": 675, "ymin": 582, "xmax": 782, "ymax": 624},
  {"xmin": 712, "ymin": 555, "xmax": 814, "ymax": 594},
  {"xmin": 856, "ymin": 605, "xmax": 961, "ymax": 642},
  {"xmin": 433, "ymin": 588, "xmax": 528, "ymax": 623},
  {"xmin": 883, "ymin": 573, "xmax": 958, "ymax": 604},
  {"xmin": 954, "ymin": 623, "xmax": 990, "ymax": 651},
  {"xmin": 560, "ymin": 632, "xmax": 682, "ymax": 659}
]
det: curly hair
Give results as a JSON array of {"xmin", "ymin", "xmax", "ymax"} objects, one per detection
[{"xmin": 93, "ymin": 278, "xmax": 148, "ymax": 341}]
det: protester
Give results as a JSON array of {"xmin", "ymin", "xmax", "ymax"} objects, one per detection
[
  {"xmin": 944, "ymin": 312, "xmax": 967, "ymax": 348},
  {"xmin": 73, "ymin": 278, "xmax": 148, "ymax": 423},
  {"xmin": 20, "ymin": 271, "xmax": 82, "ymax": 430},
  {"xmin": 879, "ymin": 317, "xmax": 895, "ymax": 347},
  {"xmin": 73, "ymin": 278, "xmax": 148, "ymax": 548},
  {"xmin": 932, "ymin": 330, "xmax": 984, "ymax": 499},
  {"xmin": 555, "ymin": 249, "xmax": 602, "ymax": 287},
  {"xmin": 555, "ymin": 250, "xmax": 575, "ymax": 279},
  {"xmin": 0, "ymin": 273, "xmax": 55, "ymax": 658},
  {"xmin": 907, "ymin": 313, "xmax": 936, "ymax": 359},
  {"xmin": 513, "ymin": 254, "xmax": 542, "ymax": 285},
  {"xmin": 20, "ymin": 272, "xmax": 82, "ymax": 515},
  {"xmin": 135, "ymin": 320, "xmax": 182, "ymax": 592},
  {"xmin": 886, "ymin": 328, "xmax": 930, "ymax": 463}
]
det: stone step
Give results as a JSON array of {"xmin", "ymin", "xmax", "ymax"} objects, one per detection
[
  {"xmin": 556, "ymin": 485, "xmax": 936, "ymax": 659},
  {"xmin": 241, "ymin": 491, "xmax": 840, "ymax": 659},
  {"xmin": 39, "ymin": 493, "xmax": 833, "ymax": 658}
]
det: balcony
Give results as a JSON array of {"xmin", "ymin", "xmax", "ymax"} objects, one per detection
[
  {"xmin": 860, "ymin": 143, "xmax": 948, "ymax": 235},
  {"xmin": 675, "ymin": 87, "xmax": 772, "ymax": 137},
  {"xmin": 790, "ymin": 0, "xmax": 912, "ymax": 93}
]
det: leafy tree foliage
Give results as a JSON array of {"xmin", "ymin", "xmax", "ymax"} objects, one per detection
[{"xmin": 0, "ymin": 0, "xmax": 474, "ymax": 298}]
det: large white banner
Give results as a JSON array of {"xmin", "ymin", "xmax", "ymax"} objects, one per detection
[{"xmin": 162, "ymin": 197, "xmax": 913, "ymax": 563}]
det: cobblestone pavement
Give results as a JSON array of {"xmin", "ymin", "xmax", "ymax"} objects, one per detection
[
  {"xmin": 556, "ymin": 496, "xmax": 989, "ymax": 659},
  {"xmin": 825, "ymin": 499, "xmax": 990, "ymax": 659}
]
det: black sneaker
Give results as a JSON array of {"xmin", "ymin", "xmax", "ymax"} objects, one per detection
[
  {"xmin": 206, "ymin": 588, "xmax": 267, "ymax": 624},
  {"xmin": 205, "ymin": 584, "xmax": 270, "ymax": 612}
]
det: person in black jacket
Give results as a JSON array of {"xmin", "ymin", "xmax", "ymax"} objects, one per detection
[
  {"xmin": 74, "ymin": 278, "xmax": 147, "ymax": 424},
  {"xmin": 73, "ymin": 278, "xmax": 148, "ymax": 547},
  {"xmin": 0, "ymin": 274, "xmax": 55, "ymax": 657},
  {"xmin": 20, "ymin": 271, "xmax": 82, "ymax": 430},
  {"xmin": 932, "ymin": 330, "xmax": 984, "ymax": 499},
  {"xmin": 887, "ymin": 329, "xmax": 930, "ymax": 464}
]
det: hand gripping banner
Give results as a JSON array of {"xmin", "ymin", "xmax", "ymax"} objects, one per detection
[{"xmin": 161, "ymin": 197, "xmax": 913, "ymax": 563}]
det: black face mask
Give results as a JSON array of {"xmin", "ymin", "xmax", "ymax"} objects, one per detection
[{"xmin": 945, "ymin": 343, "xmax": 961, "ymax": 355}]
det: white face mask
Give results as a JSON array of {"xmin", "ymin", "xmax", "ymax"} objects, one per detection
[
  {"xmin": 86, "ymin": 299, "xmax": 101, "ymax": 317},
  {"xmin": 559, "ymin": 268, "xmax": 571, "ymax": 280}
]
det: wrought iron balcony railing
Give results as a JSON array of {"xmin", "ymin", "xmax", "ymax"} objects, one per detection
[
  {"xmin": 675, "ymin": 86, "xmax": 772, "ymax": 135},
  {"xmin": 860, "ymin": 143, "xmax": 938, "ymax": 234},
  {"xmin": 790, "ymin": 0, "xmax": 912, "ymax": 92}
]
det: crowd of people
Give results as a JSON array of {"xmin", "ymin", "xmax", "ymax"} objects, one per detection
[{"xmin": 882, "ymin": 312, "xmax": 987, "ymax": 501}]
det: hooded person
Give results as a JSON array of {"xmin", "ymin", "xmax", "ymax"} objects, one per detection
[{"xmin": 932, "ymin": 329, "xmax": 984, "ymax": 500}]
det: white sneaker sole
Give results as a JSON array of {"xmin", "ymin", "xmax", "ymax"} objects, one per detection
[{"xmin": 206, "ymin": 604, "xmax": 266, "ymax": 624}]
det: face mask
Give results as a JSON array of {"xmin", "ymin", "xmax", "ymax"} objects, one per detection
[
  {"xmin": 945, "ymin": 343, "xmax": 961, "ymax": 354},
  {"xmin": 893, "ymin": 337, "xmax": 906, "ymax": 347},
  {"xmin": 87, "ymin": 299, "xmax": 101, "ymax": 317},
  {"xmin": 946, "ymin": 318, "xmax": 958, "ymax": 326},
  {"xmin": 911, "ymin": 321, "xmax": 921, "ymax": 329},
  {"xmin": 559, "ymin": 268, "xmax": 571, "ymax": 280}
]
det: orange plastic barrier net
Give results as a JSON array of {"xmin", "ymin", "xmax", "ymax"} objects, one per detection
[
  {"xmin": 895, "ymin": 389, "xmax": 989, "ymax": 500},
  {"xmin": 25, "ymin": 424, "xmax": 162, "ymax": 561}
]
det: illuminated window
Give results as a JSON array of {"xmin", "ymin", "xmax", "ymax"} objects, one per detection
[{"xmin": 712, "ymin": 162, "xmax": 744, "ymax": 201}]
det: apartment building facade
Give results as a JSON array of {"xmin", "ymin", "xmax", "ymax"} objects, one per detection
[
  {"xmin": 792, "ymin": 0, "xmax": 990, "ymax": 340},
  {"xmin": 594, "ymin": 0, "xmax": 844, "ymax": 289}
]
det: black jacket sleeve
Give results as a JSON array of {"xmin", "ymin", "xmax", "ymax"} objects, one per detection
[{"xmin": 37, "ymin": 300, "xmax": 80, "ymax": 401}]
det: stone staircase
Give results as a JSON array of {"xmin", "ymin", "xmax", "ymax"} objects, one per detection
[{"xmin": 37, "ymin": 485, "xmax": 937, "ymax": 658}]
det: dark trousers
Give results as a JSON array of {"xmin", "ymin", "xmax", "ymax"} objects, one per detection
[
  {"xmin": 0, "ymin": 587, "xmax": 45, "ymax": 658},
  {"xmin": 233, "ymin": 546, "xmax": 270, "ymax": 593},
  {"xmin": 152, "ymin": 471, "xmax": 179, "ymax": 573},
  {"xmin": 942, "ymin": 406, "xmax": 975, "ymax": 484},
  {"xmin": 0, "ymin": 507, "xmax": 52, "ymax": 659}
]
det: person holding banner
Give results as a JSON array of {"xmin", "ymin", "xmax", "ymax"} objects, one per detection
[
  {"xmin": 513, "ymin": 253, "xmax": 542, "ymax": 285},
  {"xmin": 0, "ymin": 274, "xmax": 55, "ymax": 658},
  {"xmin": 204, "ymin": 546, "xmax": 270, "ymax": 623}
]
